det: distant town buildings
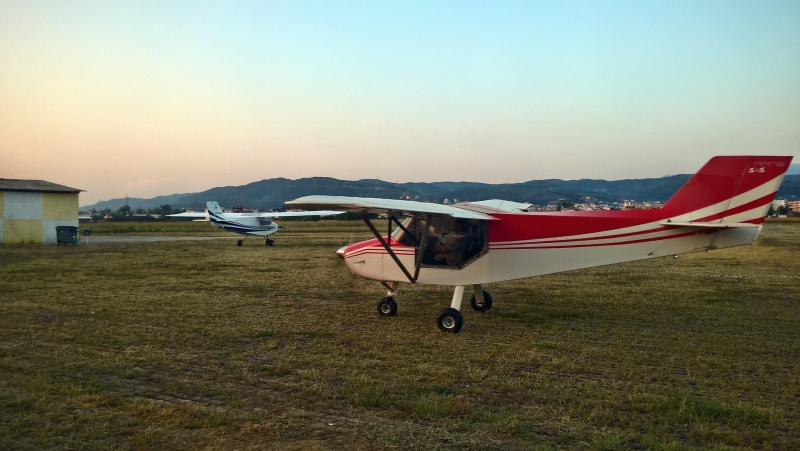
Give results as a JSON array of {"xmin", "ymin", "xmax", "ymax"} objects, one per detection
[{"xmin": 525, "ymin": 200, "xmax": 660, "ymax": 212}]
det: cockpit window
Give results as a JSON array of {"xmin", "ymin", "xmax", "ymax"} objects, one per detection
[
  {"xmin": 258, "ymin": 217, "xmax": 273, "ymax": 226},
  {"xmin": 391, "ymin": 216, "xmax": 488, "ymax": 269}
]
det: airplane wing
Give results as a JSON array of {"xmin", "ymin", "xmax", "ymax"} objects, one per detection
[
  {"xmin": 460, "ymin": 199, "xmax": 533, "ymax": 213},
  {"xmin": 286, "ymin": 196, "xmax": 497, "ymax": 220},
  {"xmin": 240, "ymin": 210, "xmax": 343, "ymax": 218},
  {"xmin": 167, "ymin": 210, "xmax": 342, "ymax": 218}
]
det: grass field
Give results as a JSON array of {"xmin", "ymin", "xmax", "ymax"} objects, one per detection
[{"xmin": 1, "ymin": 220, "xmax": 799, "ymax": 450}]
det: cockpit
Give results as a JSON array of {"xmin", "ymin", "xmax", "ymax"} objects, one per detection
[
  {"xmin": 258, "ymin": 217, "xmax": 273, "ymax": 226},
  {"xmin": 391, "ymin": 216, "xmax": 488, "ymax": 268}
]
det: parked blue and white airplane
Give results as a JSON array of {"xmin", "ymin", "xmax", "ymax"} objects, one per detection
[{"xmin": 168, "ymin": 201, "xmax": 342, "ymax": 246}]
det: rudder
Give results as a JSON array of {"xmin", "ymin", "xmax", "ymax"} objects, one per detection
[{"xmin": 661, "ymin": 156, "xmax": 792, "ymax": 223}]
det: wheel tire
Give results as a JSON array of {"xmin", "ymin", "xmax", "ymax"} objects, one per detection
[
  {"xmin": 470, "ymin": 291, "xmax": 493, "ymax": 312},
  {"xmin": 377, "ymin": 296, "xmax": 397, "ymax": 316},
  {"xmin": 437, "ymin": 308, "xmax": 464, "ymax": 333},
  {"xmin": 268, "ymin": 239, "xmax": 275, "ymax": 246},
  {"xmin": 237, "ymin": 240, "xmax": 243, "ymax": 247}
]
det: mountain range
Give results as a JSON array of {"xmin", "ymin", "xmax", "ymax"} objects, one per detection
[{"xmin": 83, "ymin": 164, "xmax": 800, "ymax": 211}]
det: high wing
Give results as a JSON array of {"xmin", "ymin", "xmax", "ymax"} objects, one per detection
[
  {"xmin": 286, "ymin": 195, "xmax": 496, "ymax": 220},
  {"xmin": 234, "ymin": 210, "xmax": 343, "ymax": 218},
  {"xmin": 168, "ymin": 210, "xmax": 343, "ymax": 219}
]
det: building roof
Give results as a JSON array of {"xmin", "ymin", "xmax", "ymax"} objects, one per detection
[{"xmin": 0, "ymin": 179, "xmax": 83, "ymax": 194}]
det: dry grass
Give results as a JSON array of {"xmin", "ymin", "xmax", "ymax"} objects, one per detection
[{"xmin": 1, "ymin": 219, "xmax": 799, "ymax": 450}]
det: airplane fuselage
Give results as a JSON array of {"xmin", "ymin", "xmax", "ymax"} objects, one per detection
[
  {"xmin": 341, "ymin": 209, "xmax": 763, "ymax": 286},
  {"xmin": 208, "ymin": 212, "xmax": 279, "ymax": 237}
]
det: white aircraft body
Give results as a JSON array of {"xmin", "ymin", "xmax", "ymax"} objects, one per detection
[
  {"xmin": 168, "ymin": 201, "xmax": 342, "ymax": 246},
  {"xmin": 287, "ymin": 156, "xmax": 793, "ymax": 333}
]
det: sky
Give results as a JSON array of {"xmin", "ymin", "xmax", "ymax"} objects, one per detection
[{"xmin": 1, "ymin": 1, "xmax": 798, "ymax": 205}]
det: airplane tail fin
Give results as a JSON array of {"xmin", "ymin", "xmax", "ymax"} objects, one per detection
[
  {"xmin": 206, "ymin": 201, "xmax": 225, "ymax": 218},
  {"xmin": 661, "ymin": 156, "xmax": 792, "ymax": 224}
]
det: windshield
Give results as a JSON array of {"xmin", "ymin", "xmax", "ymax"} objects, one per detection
[{"xmin": 390, "ymin": 216, "xmax": 488, "ymax": 268}]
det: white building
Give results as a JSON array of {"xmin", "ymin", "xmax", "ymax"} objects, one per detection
[{"xmin": 0, "ymin": 179, "xmax": 83, "ymax": 244}]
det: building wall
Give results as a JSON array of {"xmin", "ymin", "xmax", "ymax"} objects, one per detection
[
  {"xmin": 1, "ymin": 190, "xmax": 78, "ymax": 244},
  {"xmin": 4, "ymin": 219, "xmax": 43, "ymax": 244},
  {"xmin": 4, "ymin": 191, "xmax": 43, "ymax": 219},
  {"xmin": 43, "ymin": 219, "xmax": 79, "ymax": 243},
  {"xmin": 43, "ymin": 193, "xmax": 78, "ymax": 219}
]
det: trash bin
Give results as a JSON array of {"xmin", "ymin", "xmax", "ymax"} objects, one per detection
[{"xmin": 56, "ymin": 226, "xmax": 79, "ymax": 245}]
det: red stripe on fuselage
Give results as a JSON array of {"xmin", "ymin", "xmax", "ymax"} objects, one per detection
[
  {"xmin": 494, "ymin": 224, "xmax": 671, "ymax": 246},
  {"xmin": 488, "ymin": 209, "xmax": 665, "ymax": 243},
  {"xmin": 491, "ymin": 228, "xmax": 710, "ymax": 250}
]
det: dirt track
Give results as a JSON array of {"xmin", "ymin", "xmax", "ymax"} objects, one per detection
[{"xmin": 86, "ymin": 236, "xmax": 230, "ymax": 243}]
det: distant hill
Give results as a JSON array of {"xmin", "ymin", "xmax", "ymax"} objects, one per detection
[{"xmin": 82, "ymin": 174, "xmax": 800, "ymax": 211}]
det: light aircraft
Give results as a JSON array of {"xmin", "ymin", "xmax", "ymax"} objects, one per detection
[
  {"xmin": 287, "ymin": 156, "xmax": 793, "ymax": 333},
  {"xmin": 168, "ymin": 201, "xmax": 342, "ymax": 246}
]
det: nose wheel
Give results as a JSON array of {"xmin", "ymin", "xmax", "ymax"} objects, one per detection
[{"xmin": 265, "ymin": 239, "xmax": 275, "ymax": 246}]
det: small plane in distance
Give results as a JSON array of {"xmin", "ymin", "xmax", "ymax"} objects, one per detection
[
  {"xmin": 168, "ymin": 201, "xmax": 342, "ymax": 246},
  {"xmin": 287, "ymin": 155, "xmax": 793, "ymax": 333}
]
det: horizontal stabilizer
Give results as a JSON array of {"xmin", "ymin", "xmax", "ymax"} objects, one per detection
[
  {"xmin": 660, "ymin": 221, "xmax": 760, "ymax": 229},
  {"xmin": 168, "ymin": 212, "xmax": 207, "ymax": 218}
]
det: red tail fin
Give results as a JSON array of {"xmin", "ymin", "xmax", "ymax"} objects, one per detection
[{"xmin": 662, "ymin": 156, "xmax": 792, "ymax": 217}]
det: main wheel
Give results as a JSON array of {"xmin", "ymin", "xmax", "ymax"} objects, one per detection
[
  {"xmin": 267, "ymin": 239, "xmax": 275, "ymax": 246},
  {"xmin": 237, "ymin": 240, "xmax": 243, "ymax": 246},
  {"xmin": 437, "ymin": 308, "xmax": 464, "ymax": 333},
  {"xmin": 470, "ymin": 291, "xmax": 493, "ymax": 312},
  {"xmin": 377, "ymin": 296, "xmax": 397, "ymax": 316}
]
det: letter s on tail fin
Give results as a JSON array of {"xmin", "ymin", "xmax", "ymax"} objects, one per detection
[{"xmin": 662, "ymin": 156, "xmax": 793, "ymax": 224}]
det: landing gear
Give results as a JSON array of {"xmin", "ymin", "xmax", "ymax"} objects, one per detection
[
  {"xmin": 265, "ymin": 239, "xmax": 275, "ymax": 246},
  {"xmin": 376, "ymin": 282, "xmax": 398, "ymax": 316},
  {"xmin": 237, "ymin": 240, "xmax": 243, "ymax": 246},
  {"xmin": 377, "ymin": 297, "xmax": 398, "ymax": 316},
  {"xmin": 437, "ymin": 308, "xmax": 463, "ymax": 333},
  {"xmin": 437, "ymin": 285, "xmax": 490, "ymax": 333},
  {"xmin": 437, "ymin": 285, "xmax": 467, "ymax": 334},
  {"xmin": 470, "ymin": 290, "xmax": 493, "ymax": 312},
  {"xmin": 371, "ymin": 283, "xmax": 492, "ymax": 333}
]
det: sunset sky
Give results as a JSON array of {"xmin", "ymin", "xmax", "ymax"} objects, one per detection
[{"xmin": 1, "ymin": 1, "xmax": 798, "ymax": 205}]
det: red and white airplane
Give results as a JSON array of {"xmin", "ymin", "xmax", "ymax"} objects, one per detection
[{"xmin": 287, "ymin": 156, "xmax": 792, "ymax": 333}]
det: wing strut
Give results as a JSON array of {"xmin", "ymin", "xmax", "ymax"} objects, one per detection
[
  {"xmin": 413, "ymin": 214, "xmax": 431, "ymax": 281},
  {"xmin": 359, "ymin": 214, "xmax": 417, "ymax": 284},
  {"xmin": 389, "ymin": 214, "xmax": 420, "ymax": 245}
]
